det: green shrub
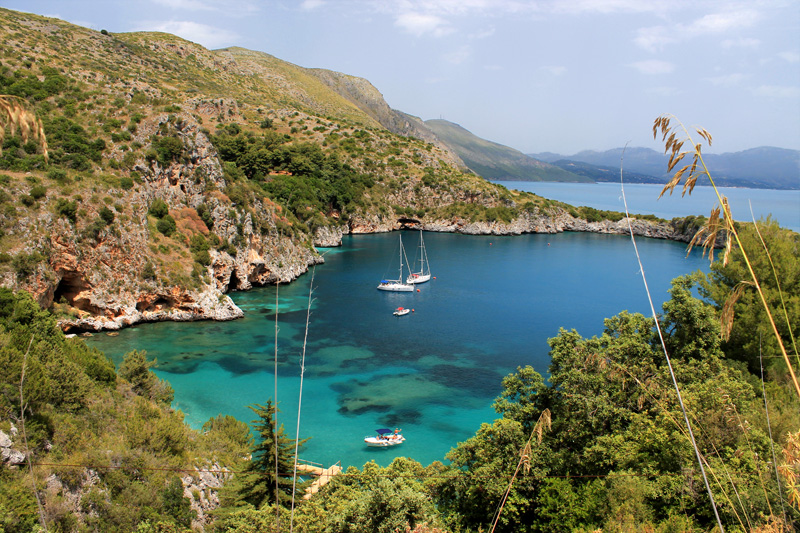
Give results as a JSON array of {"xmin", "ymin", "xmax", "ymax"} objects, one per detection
[
  {"xmin": 11, "ymin": 251, "xmax": 45, "ymax": 279},
  {"xmin": 141, "ymin": 262, "xmax": 157, "ymax": 281},
  {"xmin": 156, "ymin": 215, "xmax": 176, "ymax": 236},
  {"xmin": 148, "ymin": 136, "xmax": 184, "ymax": 166},
  {"xmin": 148, "ymin": 199, "xmax": 169, "ymax": 219},
  {"xmin": 193, "ymin": 249, "xmax": 211, "ymax": 266},
  {"xmin": 55, "ymin": 198, "xmax": 78, "ymax": 223},
  {"xmin": 99, "ymin": 206, "xmax": 115, "ymax": 225},
  {"xmin": 47, "ymin": 169, "xmax": 68, "ymax": 183},
  {"xmin": 29, "ymin": 184, "xmax": 46, "ymax": 200}
]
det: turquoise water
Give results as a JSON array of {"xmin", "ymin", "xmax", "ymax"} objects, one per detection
[
  {"xmin": 498, "ymin": 181, "xmax": 800, "ymax": 233},
  {"xmin": 88, "ymin": 231, "xmax": 709, "ymax": 469}
]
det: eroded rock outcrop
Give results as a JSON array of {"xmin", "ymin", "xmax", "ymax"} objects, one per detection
[{"xmin": 182, "ymin": 463, "xmax": 232, "ymax": 530}]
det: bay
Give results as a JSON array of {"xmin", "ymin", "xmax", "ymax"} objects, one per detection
[
  {"xmin": 497, "ymin": 181, "xmax": 800, "ymax": 233},
  {"xmin": 88, "ymin": 231, "xmax": 710, "ymax": 469}
]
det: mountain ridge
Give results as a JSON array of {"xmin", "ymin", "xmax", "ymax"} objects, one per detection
[
  {"xmin": 532, "ymin": 146, "xmax": 800, "ymax": 189},
  {"xmin": 0, "ymin": 6, "xmax": 720, "ymax": 336},
  {"xmin": 424, "ymin": 119, "xmax": 589, "ymax": 183}
]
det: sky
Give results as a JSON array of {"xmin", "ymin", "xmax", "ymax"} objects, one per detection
[{"xmin": 4, "ymin": 0, "xmax": 800, "ymax": 155}]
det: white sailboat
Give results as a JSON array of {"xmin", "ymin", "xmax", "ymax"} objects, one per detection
[
  {"xmin": 377, "ymin": 235, "xmax": 414, "ymax": 292},
  {"xmin": 406, "ymin": 231, "xmax": 431, "ymax": 284}
]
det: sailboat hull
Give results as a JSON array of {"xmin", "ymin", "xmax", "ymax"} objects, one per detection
[
  {"xmin": 377, "ymin": 282, "xmax": 413, "ymax": 291},
  {"xmin": 406, "ymin": 273, "xmax": 430, "ymax": 284}
]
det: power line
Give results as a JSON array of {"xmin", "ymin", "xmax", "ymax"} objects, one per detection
[{"xmin": 29, "ymin": 461, "xmax": 760, "ymax": 482}]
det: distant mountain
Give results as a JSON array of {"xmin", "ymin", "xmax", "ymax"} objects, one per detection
[
  {"xmin": 549, "ymin": 159, "xmax": 665, "ymax": 185},
  {"xmin": 424, "ymin": 119, "xmax": 590, "ymax": 183},
  {"xmin": 532, "ymin": 147, "xmax": 800, "ymax": 190}
]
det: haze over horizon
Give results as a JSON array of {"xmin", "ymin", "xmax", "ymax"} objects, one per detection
[{"xmin": 6, "ymin": 0, "xmax": 799, "ymax": 155}]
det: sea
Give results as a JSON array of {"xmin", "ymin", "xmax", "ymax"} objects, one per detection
[
  {"xmin": 87, "ymin": 183, "xmax": 797, "ymax": 469},
  {"xmin": 497, "ymin": 181, "xmax": 800, "ymax": 233}
]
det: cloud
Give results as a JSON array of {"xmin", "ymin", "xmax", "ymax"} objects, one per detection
[
  {"xmin": 394, "ymin": 12, "xmax": 453, "ymax": 37},
  {"xmin": 151, "ymin": 0, "xmax": 259, "ymax": 15},
  {"xmin": 152, "ymin": 0, "xmax": 215, "ymax": 10},
  {"xmin": 137, "ymin": 20, "xmax": 239, "ymax": 48},
  {"xmin": 646, "ymin": 86, "xmax": 681, "ymax": 97},
  {"xmin": 634, "ymin": 26, "xmax": 676, "ymax": 53},
  {"xmin": 540, "ymin": 65, "xmax": 567, "ymax": 76},
  {"xmin": 630, "ymin": 60, "xmax": 674, "ymax": 75},
  {"xmin": 635, "ymin": 8, "xmax": 759, "ymax": 52},
  {"xmin": 301, "ymin": 0, "xmax": 326, "ymax": 10},
  {"xmin": 779, "ymin": 51, "xmax": 800, "ymax": 63},
  {"xmin": 705, "ymin": 73, "xmax": 747, "ymax": 86},
  {"xmin": 443, "ymin": 45, "xmax": 472, "ymax": 65},
  {"xmin": 721, "ymin": 37, "xmax": 760, "ymax": 49},
  {"xmin": 470, "ymin": 26, "xmax": 496, "ymax": 39},
  {"xmin": 755, "ymin": 85, "xmax": 800, "ymax": 98},
  {"xmin": 546, "ymin": 0, "xmax": 673, "ymax": 15},
  {"xmin": 687, "ymin": 10, "xmax": 758, "ymax": 34}
]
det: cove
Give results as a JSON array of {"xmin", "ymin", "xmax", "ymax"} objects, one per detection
[{"xmin": 88, "ymin": 231, "xmax": 710, "ymax": 469}]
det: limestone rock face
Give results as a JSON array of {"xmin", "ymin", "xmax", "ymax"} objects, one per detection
[
  {"xmin": 182, "ymin": 463, "xmax": 232, "ymax": 530},
  {"xmin": 5, "ymin": 111, "xmax": 323, "ymax": 333},
  {"xmin": 1, "ymin": 110, "xmax": 703, "ymax": 335},
  {"xmin": 0, "ymin": 429, "xmax": 25, "ymax": 466}
]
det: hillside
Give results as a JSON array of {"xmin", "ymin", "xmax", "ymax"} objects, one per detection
[
  {"xmin": 533, "ymin": 146, "xmax": 800, "ymax": 189},
  {"xmin": 0, "ymin": 7, "xmax": 704, "ymax": 335},
  {"xmin": 2, "ymin": 8, "xmax": 798, "ymax": 533},
  {"xmin": 424, "ymin": 119, "xmax": 589, "ymax": 183}
]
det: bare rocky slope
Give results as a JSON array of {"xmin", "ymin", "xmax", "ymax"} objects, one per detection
[{"xmin": 0, "ymin": 8, "xmax": 705, "ymax": 333}]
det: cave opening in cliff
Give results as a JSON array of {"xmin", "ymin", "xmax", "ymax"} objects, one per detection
[
  {"xmin": 398, "ymin": 217, "xmax": 421, "ymax": 227},
  {"xmin": 53, "ymin": 272, "xmax": 94, "ymax": 311},
  {"xmin": 229, "ymin": 270, "xmax": 241, "ymax": 291},
  {"xmin": 136, "ymin": 297, "xmax": 173, "ymax": 312}
]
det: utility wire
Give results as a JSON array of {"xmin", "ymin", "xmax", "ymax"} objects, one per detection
[
  {"xmin": 20, "ymin": 335, "xmax": 48, "ymax": 532},
  {"xmin": 290, "ymin": 267, "xmax": 316, "ymax": 532},
  {"xmin": 619, "ymin": 146, "xmax": 724, "ymax": 532},
  {"xmin": 273, "ymin": 279, "xmax": 280, "ymax": 533}
]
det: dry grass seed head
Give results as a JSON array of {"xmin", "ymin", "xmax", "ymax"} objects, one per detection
[
  {"xmin": 721, "ymin": 282, "xmax": 752, "ymax": 341},
  {"xmin": 687, "ymin": 205, "xmax": 723, "ymax": 262},
  {"xmin": 682, "ymin": 174, "xmax": 699, "ymax": 197},
  {"xmin": 0, "ymin": 95, "xmax": 49, "ymax": 161},
  {"xmin": 534, "ymin": 408, "xmax": 552, "ymax": 445}
]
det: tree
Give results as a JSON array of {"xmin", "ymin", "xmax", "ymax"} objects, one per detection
[
  {"xmin": 435, "ymin": 274, "xmax": 796, "ymax": 531},
  {"xmin": 700, "ymin": 218, "xmax": 800, "ymax": 376},
  {"xmin": 235, "ymin": 400, "xmax": 308, "ymax": 509},
  {"xmin": 118, "ymin": 350, "xmax": 174, "ymax": 405},
  {"xmin": 293, "ymin": 458, "xmax": 445, "ymax": 533}
]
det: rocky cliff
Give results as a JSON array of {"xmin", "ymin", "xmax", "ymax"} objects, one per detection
[{"xmin": 0, "ymin": 8, "xmax": 706, "ymax": 334}]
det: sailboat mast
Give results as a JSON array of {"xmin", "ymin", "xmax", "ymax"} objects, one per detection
[{"xmin": 399, "ymin": 234, "xmax": 404, "ymax": 279}]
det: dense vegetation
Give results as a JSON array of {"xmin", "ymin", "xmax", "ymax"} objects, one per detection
[
  {"xmin": 1, "ymin": 7, "xmax": 797, "ymax": 533},
  {"xmin": 1, "ymin": 219, "xmax": 797, "ymax": 532},
  {"xmin": 0, "ymin": 288, "xmax": 252, "ymax": 532}
]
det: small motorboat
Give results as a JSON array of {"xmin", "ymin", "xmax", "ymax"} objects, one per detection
[
  {"xmin": 364, "ymin": 428, "xmax": 405, "ymax": 447},
  {"xmin": 393, "ymin": 307, "xmax": 410, "ymax": 316}
]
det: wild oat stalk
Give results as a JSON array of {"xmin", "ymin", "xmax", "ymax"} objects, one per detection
[
  {"xmin": 489, "ymin": 409, "xmax": 551, "ymax": 533},
  {"xmin": 620, "ymin": 152, "xmax": 724, "ymax": 530},
  {"xmin": 778, "ymin": 430, "xmax": 800, "ymax": 510},
  {"xmin": 0, "ymin": 95, "xmax": 49, "ymax": 162},
  {"xmin": 653, "ymin": 114, "xmax": 800, "ymax": 399}
]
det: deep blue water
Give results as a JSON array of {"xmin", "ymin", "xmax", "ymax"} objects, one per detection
[
  {"xmin": 88, "ymin": 231, "xmax": 710, "ymax": 469},
  {"xmin": 498, "ymin": 181, "xmax": 800, "ymax": 233}
]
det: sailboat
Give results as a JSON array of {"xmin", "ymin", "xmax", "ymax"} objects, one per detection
[
  {"xmin": 377, "ymin": 234, "xmax": 414, "ymax": 292},
  {"xmin": 406, "ymin": 231, "xmax": 431, "ymax": 284}
]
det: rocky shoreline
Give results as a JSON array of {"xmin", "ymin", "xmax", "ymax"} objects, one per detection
[
  {"xmin": 58, "ymin": 208, "xmax": 701, "ymax": 334},
  {"xmin": 3, "ymin": 111, "xmax": 706, "ymax": 335}
]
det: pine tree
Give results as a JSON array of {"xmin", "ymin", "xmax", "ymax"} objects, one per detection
[{"xmin": 237, "ymin": 400, "xmax": 309, "ymax": 509}]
